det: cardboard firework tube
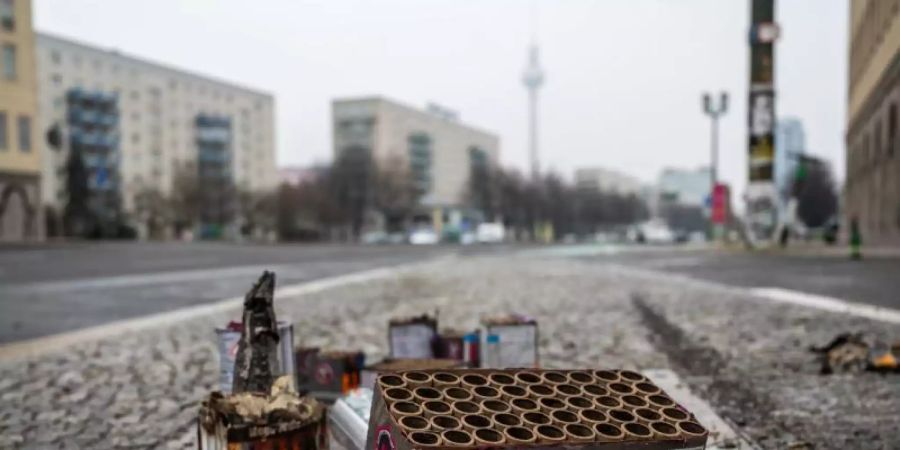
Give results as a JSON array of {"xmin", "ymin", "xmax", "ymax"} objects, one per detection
[
  {"xmin": 503, "ymin": 426, "xmax": 536, "ymax": 445},
  {"xmin": 474, "ymin": 428, "xmax": 506, "ymax": 446},
  {"xmin": 650, "ymin": 421, "xmax": 680, "ymax": 439},
  {"xmin": 488, "ymin": 372, "xmax": 516, "ymax": 387},
  {"xmin": 409, "ymin": 431, "xmax": 442, "ymax": 447},
  {"xmin": 578, "ymin": 408, "xmax": 608, "ymax": 425},
  {"xmin": 384, "ymin": 387, "xmax": 413, "ymax": 403},
  {"xmin": 521, "ymin": 411, "xmax": 552, "ymax": 427},
  {"xmin": 430, "ymin": 414, "xmax": 462, "ymax": 432},
  {"xmin": 623, "ymin": 422, "xmax": 653, "ymax": 441},
  {"xmin": 634, "ymin": 381, "xmax": 662, "ymax": 395},
  {"xmin": 554, "ymin": 383, "xmax": 582, "ymax": 397},
  {"xmin": 538, "ymin": 397, "xmax": 566, "ymax": 414},
  {"xmin": 460, "ymin": 413, "xmax": 493, "ymax": 432},
  {"xmin": 564, "ymin": 423, "xmax": 596, "ymax": 442},
  {"xmin": 617, "ymin": 370, "xmax": 647, "ymax": 384},
  {"xmin": 443, "ymin": 387, "xmax": 473, "ymax": 402},
  {"xmin": 499, "ymin": 384, "xmax": 528, "ymax": 401},
  {"xmin": 594, "ymin": 395, "xmax": 623, "ymax": 410},
  {"xmin": 607, "ymin": 408, "xmax": 637, "ymax": 424},
  {"xmin": 514, "ymin": 371, "xmax": 542, "ymax": 386},
  {"xmin": 621, "ymin": 394, "xmax": 649, "ymax": 410},
  {"xmin": 422, "ymin": 400, "xmax": 453, "ymax": 418},
  {"xmin": 527, "ymin": 384, "xmax": 555, "ymax": 400},
  {"xmin": 648, "ymin": 393, "xmax": 676, "ymax": 409},
  {"xmin": 440, "ymin": 429, "xmax": 474, "ymax": 447},
  {"xmin": 510, "ymin": 397, "xmax": 539, "ymax": 414},
  {"xmin": 432, "ymin": 372, "xmax": 461, "ymax": 388},
  {"xmin": 460, "ymin": 373, "xmax": 489, "ymax": 390},
  {"xmin": 677, "ymin": 420, "xmax": 709, "ymax": 439},
  {"xmin": 403, "ymin": 371, "xmax": 433, "ymax": 388},
  {"xmin": 608, "ymin": 382, "xmax": 635, "ymax": 396},
  {"xmin": 471, "ymin": 385, "xmax": 501, "ymax": 402},
  {"xmin": 541, "ymin": 371, "xmax": 568, "ymax": 385},
  {"xmin": 480, "ymin": 399, "xmax": 511, "ymax": 415},
  {"xmin": 399, "ymin": 416, "xmax": 431, "ymax": 432},
  {"xmin": 390, "ymin": 401, "xmax": 423, "ymax": 417},
  {"xmin": 581, "ymin": 384, "xmax": 608, "ymax": 398},
  {"xmin": 565, "ymin": 396, "xmax": 594, "ymax": 411},
  {"xmin": 413, "ymin": 387, "xmax": 443, "ymax": 403},
  {"xmin": 377, "ymin": 374, "xmax": 406, "ymax": 390},
  {"xmin": 593, "ymin": 422, "xmax": 625, "ymax": 442},
  {"xmin": 634, "ymin": 407, "xmax": 663, "ymax": 425},
  {"xmin": 491, "ymin": 412, "xmax": 522, "ymax": 430},
  {"xmin": 534, "ymin": 424, "xmax": 566, "ymax": 443},
  {"xmin": 661, "ymin": 407, "xmax": 690, "ymax": 424},
  {"xmin": 567, "ymin": 371, "xmax": 594, "ymax": 385},
  {"xmin": 593, "ymin": 369, "xmax": 620, "ymax": 383},
  {"xmin": 451, "ymin": 400, "xmax": 481, "ymax": 418},
  {"xmin": 550, "ymin": 409, "xmax": 579, "ymax": 427}
]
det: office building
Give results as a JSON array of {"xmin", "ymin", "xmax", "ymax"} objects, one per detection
[
  {"xmin": 332, "ymin": 97, "xmax": 499, "ymax": 229},
  {"xmin": 0, "ymin": 0, "xmax": 41, "ymax": 241},
  {"xmin": 574, "ymin": 167, "xmax": 642, "ymax": 195},
  {"xmin": 35, "ymin": 32, "xmax": 276, "ymax": 238},
  {"xmin": 845, "ymin": 0, "xmax": 900, "ymax": 244},
  {"xmin": 775, "ymin": 118, "xmax": 805, "ymax": 200},
  {"xmin": 657, "ymin": 166, "xmax": 711, "ymax": 207}
]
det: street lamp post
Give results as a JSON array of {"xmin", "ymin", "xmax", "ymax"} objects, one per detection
[{"xmin": 702, "ymin": 92, "xmax": 728, "ymax": 236}]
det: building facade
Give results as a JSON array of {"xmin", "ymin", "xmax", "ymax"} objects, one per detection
[
  {"xmin": 332, "ymin": 97, "xmax": 499, "ymax": 231},
  {"xmin": 774, "ymin": 118, "xmax": 805, "ymax": 202},
  {"xmin": 35, "ymin": 33, "xmax": 276, "ymax": 238},
  {"xmin": 845, "ymin": 0, "xmax": 900, "ymax": 245},
  {"xmin": 656, "ymin": 166, "xmax": 711, "ymax": 208},
  {"xmin": 574, "ymin": 167, "xmax": 643, "ymax": 195},
  {"xmin": 0, "ymin": 0, "xmax": 42, "ymax": 241}
]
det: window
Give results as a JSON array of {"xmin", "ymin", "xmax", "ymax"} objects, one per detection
[
  {"xmin": 2, "ymin": 44, "xmax": 15, "ymax": 80},
  {"xmin": 0, "ymin": 111, "xmax": 6, "ymax": 150},
  {"xmin": 17, "ymin": 115, "xmax": 30, "ymax": 152},
  {"xmin": 0, "ymin": 0, "xmax": 13, "ymax": 32},
  {"xmin": 50, "ymin": 50, "xmax": 61, "ymax": 64},
  {"xmin": 51, "ymin": 74, "xmax": 62, "ymax": 85}
]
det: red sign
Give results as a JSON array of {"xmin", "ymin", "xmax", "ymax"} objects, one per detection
[{"xmin": 712, "ymin": 183, "xmax": 730, "ymax": 224}]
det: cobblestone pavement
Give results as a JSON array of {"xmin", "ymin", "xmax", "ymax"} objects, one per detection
[{"xmin": 1, "ymin": 255, "xmax": 898, "ymax": 449}]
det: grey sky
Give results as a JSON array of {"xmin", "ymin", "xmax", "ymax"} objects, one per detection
[{"xmin": 35, "ymin": 0, "xmax": 847, "ymax": 199}]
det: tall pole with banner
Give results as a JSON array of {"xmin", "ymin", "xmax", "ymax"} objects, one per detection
[{"xmin": 746, "ymin": 0, "xmax": 780, "ymax": 244}]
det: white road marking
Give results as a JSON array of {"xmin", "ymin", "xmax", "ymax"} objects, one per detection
[{"xmin": 749, "ymin": 287, "xmax": 900, "ymax": 325}]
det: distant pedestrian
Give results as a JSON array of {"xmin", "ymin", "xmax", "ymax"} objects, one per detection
[{"xmin": 849, "ymin": 217, "xmax": 862, "ymax": 260}]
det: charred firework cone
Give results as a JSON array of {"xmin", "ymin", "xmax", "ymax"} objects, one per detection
[
  {"xmin": 634, "ymin": 381, "xmax": 661, "ymax": 395},
  {"xmin": 399, "ymin": 416, "xmax": 431, "ymax": 432},
  {"xmin": 430, "ymin": 414, "xmax": 462, "ymax": 432},
  {"xmin": 634, "ymin": 407, "xmax": 662, "ymax": 425},
  {"xmin": 488, "ymin": 372, "xmax": 516, "ymax": 388},
  {"xmin": 514, "ymin": 371, "xmax": 542, "ymax": 386},
  {"xmin": 491, "ymin": 412, "xmax": 522, "ymax": 430},
  {"xmin": 527, "ymin": 384, "xmax": 555, "ymax": 400},
  {"xmin": 567, "ymin": 371, "xmax": 594, "ymax": 385},
  {"xmin": 460, "ymin": 413, "xmax": 493, "ymax": 432},
  {"xmin": 534, "ymin": 424, "xmax": 566, "ymax": 443},
  {"xmin": 499, "ymin": 384, "xmax": 528, "ymax": 401},
  {"xmin": 541, "ymin": 371, "xmax": 568, "ymax": 385},
  {"xmin": 510, "ymin": 397, "xmax": 540, "ymax": 414},
  {"xmin": 607, "ymin": 382, "xmax": 635, "ymax": 396},
  {"xmin": 402, "ymin": 371, "xmax": 433, "ymax": 388},
  {"xmin": 474, "ymin": 428, "xmax": 506, "ymax": 446},
  {"xmin": 521, "ymin": 411, "xmax": 551, "ymax": 428},
  {"xmin": 377, "ymin": 374, "xmax": 406, "ymax": 391},
  {"xmin": 413, "ymin": 387, "xmax": 443, "ymax": 403},
  {"xmin": 231, "ymin": 271, "xmax": 278, "ymax": 394},
  {"xmin": 471, "ymin": 385, "xmax": 501, "ymax": 402},
  {"xmin": 650, "ymin": 421, "xmax": 680, "ymax": 439},
  {"xmin": 443, "ymin": 386, "xmax": 473, "ymax": 403},
  {"xmin": 617, "ymin": 370, "xmax": 647, "ymax": 384},
  {"xmin": 581, "ymin": 384, "xmax": 609, "ymax": 398},
  {"xmin": 440, "ymin": 430, "xmax": 474, "ymax": 447},
  {"xmin": 432, "ymin": 372, "xmax": 460, "ymax": 388},
  {"xmin": 538, "ymin": 397, "xmax": 566, "ymax": 414},
  {"xmin": 451, "ymin": 400, "xmax": 481, "ymax": 418},
  {"xmin": 607, "ymin": 408, "xmax": 636, "ymax": 425},
  {"xmin": 480, "ymin": 399, "xmax": 511, "ymax": 415},
  {"xmin": 550, "ymin": 409, "xmax": 579, "ymax": 427},
  {"xmin": 409, "ymin": 431, "xmax": 442, "ymax": 447},
  {"xmin": 578, "ymin": 408, "xmax": 608, "ymax": 425},
  {"xmin": 422, "ymin": 400, "xmax": 453, "ymax": 418},
  {"xmin": 593, "ymin": 422, "xmax": 625, "ymax": 442},
  {"xmin": 648, "ymin": 394, "xmax": 676, "ymax": 409},
  {"xmin": 661, "ymin": 407, "xmax": 690, "ymax": 425},
  {"xmin": 593, "ymin": 370, "xmax": 620, "ymax": 384},
  {"xmin": 503, "ymin": 426, "xmax": 536, "ymax": 445},
  {"xmin": 554, "ymin": 383, "xmax": 582, "ymax": 397},
  {"xmin": 564, "ymin": 423, "xmax": 596, "ymax": 442},
  {"xmin": 623, "ymin": 422, "xmax": 653, "ymax": 441},
  {"xmin": 594, "ymin": 395, "xmax": 623, "ymax": 410},
  {"xmin": 565, "ymin": 396, "xmax": 594, "ymax": 411},
  {"xmin": 677, "ymin": 421, "xmax": 709, "ymax": 439},
  {"xmin": 620, "ymin": 394, "xmax": 649, "ymax": 411},
  {"xmin": 390, "ymin": 401, "xmax": 423, "ymax": 417},
  {"xmin": 460, "ymin": 373, "xmax": 489, "ymax": 390},
  {"xmin": 384, "ymin": 387, "xmax": 413, "ymax": 403}
]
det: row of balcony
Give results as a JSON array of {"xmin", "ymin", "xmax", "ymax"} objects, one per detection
[
  {"xmin": 70, "ymin": 130, "xmax": 119, "ymax": 150},
  {"xmin": 67, "ymin": 108, "xmax": 119, "ymax": 128},
  {"xmin": 195, "ymin": 115, "xmax": 231, "ymax": 128},
  {"xmin": 67, "ymin": 88, "xmax": 118, "ymax": 107}
]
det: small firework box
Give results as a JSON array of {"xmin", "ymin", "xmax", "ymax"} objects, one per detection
[
  {"xmin": 364, "ymin": 368, "xmax": 709, "ymax": 450},
  {"xmin": 296, "ymin": 347, "xmax": 366, "ymax": 402},
  {"xmin": 360, "ymin": 358, "xmax": 465, "ymax": 391},
  {"xmin": 389, "ymin": 315, "xmax": 438, "ymax": 359},
  {"xmin": 481, "ymin": 315, "xmax": 538, "ymax": 368}
]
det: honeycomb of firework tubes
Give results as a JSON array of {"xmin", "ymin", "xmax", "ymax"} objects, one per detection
[{"xmin": 376, "ymin": 369, "xmax": 709, "ymax": 448}]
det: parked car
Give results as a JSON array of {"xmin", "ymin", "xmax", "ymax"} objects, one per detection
[
  {"xmin": 476, "ymin": 223, "xmax": 505, "ymax": 243},
  {"xmin": 409, "ymin": 228, "xmax": 439, "ymax": 245}
]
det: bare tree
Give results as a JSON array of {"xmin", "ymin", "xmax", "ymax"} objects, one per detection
[{"xmin": 169, "ymin": 164, "xmax": 202, "ymax": 236}]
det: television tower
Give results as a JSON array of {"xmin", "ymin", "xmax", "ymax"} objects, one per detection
[{"xmin": 522, "ymin": 42, "xmax": 545, "ymax": 180}]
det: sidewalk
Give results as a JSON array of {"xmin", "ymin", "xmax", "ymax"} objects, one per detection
[{"xmin": 1, "ymin": 255, "xmax": 898, "ymax": 449}]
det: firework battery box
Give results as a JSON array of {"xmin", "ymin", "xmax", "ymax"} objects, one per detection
[
  {"xmin": 481, "ymin": 314, "xmax": 538, "ymax": 368},
  {"xmin": 365, "ymin": 368, "xmax": 709, "ymax": 450},
  {"xmin": 296, "ymin": 347, "xmax": 366, "ymax": 403},
  {"xmin": 389, "ymin": 314, "xmax": 438, "ymax": 359},
  {"xmin": 217, "ymin": 320, "xmax": 296, "ymax": 394},
  {"xmin": 433, "ymin": 329, "xmax": 466, "ymax": 361},
  {"xmin": 329, "ymin": 388, "xmax": 374, "ymax": 450},
  {"xmin": 359, "ymin": 358, "xmax": 465, "ymax": 390}
]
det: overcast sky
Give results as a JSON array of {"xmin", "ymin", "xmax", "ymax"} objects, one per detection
[{"xmin": 35, "ymin": 0, "xmax": 848, "ymax": 199}]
